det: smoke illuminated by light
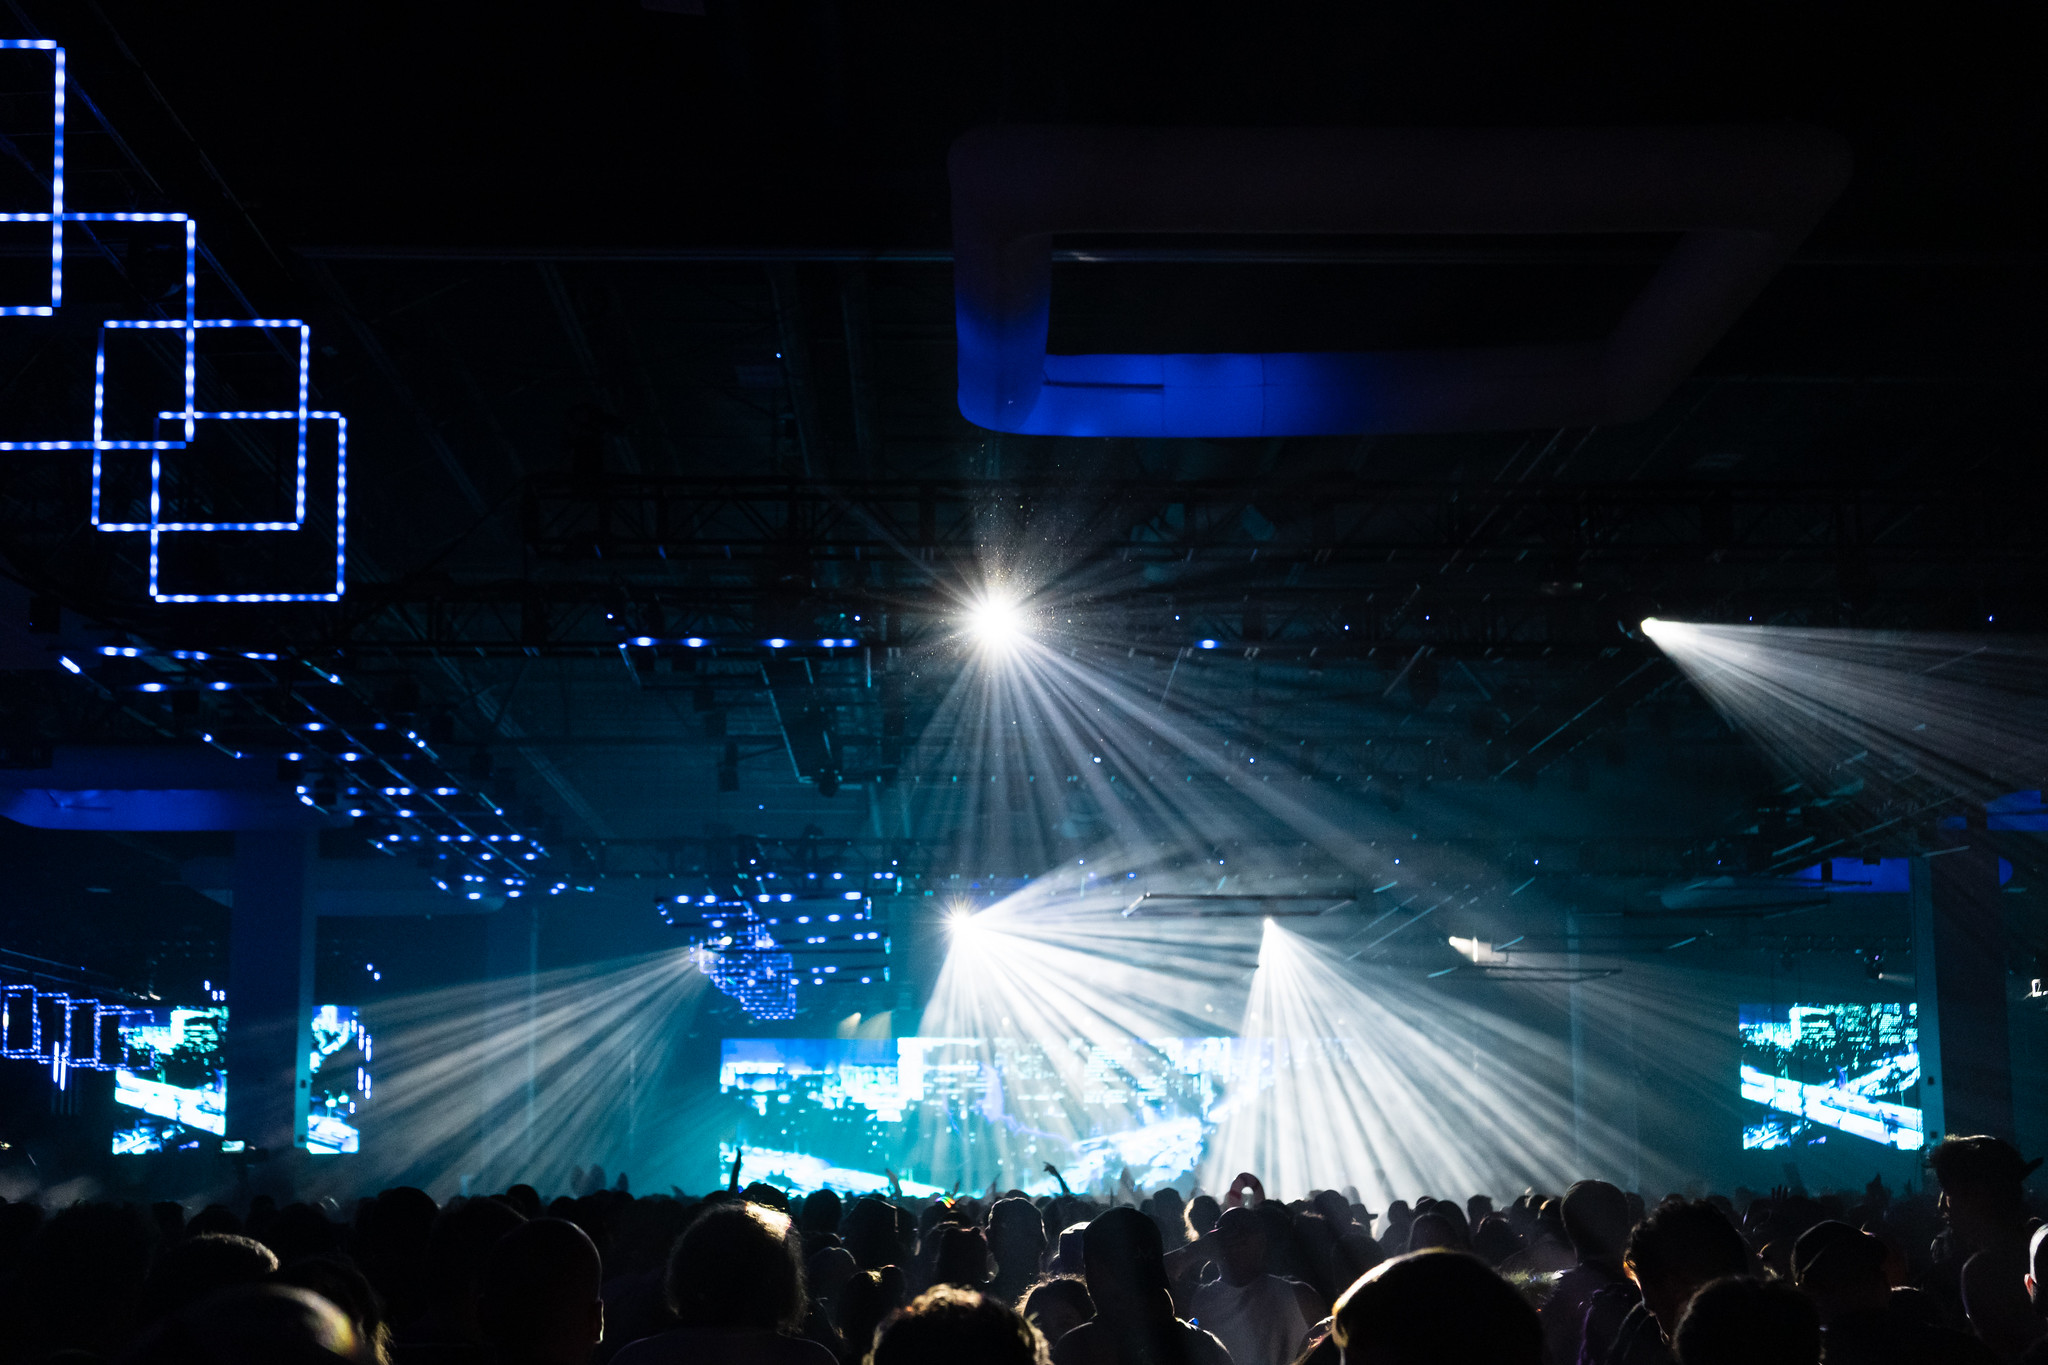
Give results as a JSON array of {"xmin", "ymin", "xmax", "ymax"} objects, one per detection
[
  {"xmin": 1642, "ymin": 620, "xmax": 2048, "ymax": 844},
  {"xmin": 1198, "ymin": 918, "xmax": 1604, "ymax": 1203},
  {"xmin": 922, "ymin": 873, "xmax": 1256, "ymax": 1194},
  {"xmin": 301, "ymin": 950, "xmax": 709, "ymax": 1200}
]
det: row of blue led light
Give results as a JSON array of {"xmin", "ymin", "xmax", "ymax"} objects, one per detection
[
  {"xmin": 621, "ymin": 634, "xmax": 1246, "ymax": 652},
  {"xmin": 0, "ymin": 981, "xmax": 131, "ymax": 1089},
  {"xmin": 621, "ymin": 636, "xmax": 862, "ymax": 650},
  {"xmin": 0, "ymin": 42, "xmax": 346, "ymax": 603}
]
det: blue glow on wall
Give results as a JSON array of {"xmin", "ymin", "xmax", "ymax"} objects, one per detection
[
  {"xmin": 0, "ymin": 41, "xmax": 347, "ymax": 603},
  {"xmin": 950, "ymin": 125, "xmax": 1849, "ymax": 438}
]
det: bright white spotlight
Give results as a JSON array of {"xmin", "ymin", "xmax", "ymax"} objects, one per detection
[
  {"xmin": 963, "ymin": 590, "xmax": 1028, "ymax": 653},
  {"xmin": 1640, "ymin": 617, "xmax": 1693, "ymax": 646}
]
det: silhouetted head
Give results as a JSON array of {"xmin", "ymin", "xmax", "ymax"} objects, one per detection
[
  {"xmin": 871, "ymin": 1286, "xmax": 1046, "ymax": 1365},
  {"xmin": 273, "ymin": 1257, "xmax": 389, "ymax": 1365},
  {"xmin": 1311, "ymin": 1191, "xmax": 1353, "ymax": 1232},
  {"xmin": 1020, "ymin": 1276, "xmax": 1092, "ymax": 1349},
  {"xmin": 1214, "ymin": 1207, "xmax": 1270, "ymax": 1286},
  {"xmin": 427, "ymin": 1197, "xmax": 528, "ymax": 1322},
  {"xmin": 807, "ymin": 1245, "xmax": 858, "ymax": 1315},
  {"xmin": 479, "ymin": 1218, "xmax": 604, "ymax": 1365},
  {"xmin": 1561, "ymin": 1181, "xmax": 1632, "ymax": 1264},
  {"xmin": 1332, "ymin": 1249, "xmax": 1540, "ymax": 1365},
  {"xmin": 142, "ymin": 1234, "xmax": 280, "ymax": 1327},
  {"xmin": 843, "ymin": 1196, "xmax": 907, "ymax": 1271},
  {"xmin": 1789, "ymin": 1221, "xmax": 1888, "ymax": 1324},
  {"xmin": 1184, "ymin": 1195, "xmax": 1222, "ymax": 1240},
  {"xmin": 263, "ymin": 1203, "xmax": 345, "ymax": 1267},
  {"xmin": 1080, "ymin": 1207, "xmax": 1171, "ymax": 1319},
  {"xmin": 186, "ymin": 1205, "xmax": 244, "ymax": 1239},
  {"xmin": 935, "ymin": 1225, "xmax": 993, "ymax": 1290},
  {"xmin": 838, "ymin": 1269, "xmax": 895, "ymax": 1362},
  {"xmin": 800, "ymin": 1189, "xmax": 843, "ymax": 1239},
  {"xmin": 1929, "ymin": 1135, "xmax": 2040, "ymax": 1248},
  {"xmin": 1405, "ymin": 1212, "xmax": 1462, "ymax": 1254},
  {"xmin": 665, "ymin": 1201, "xmax": 807, "ymax": 1333},
  {"xmin": 131, "ymin": 1284, "xmax": 370, "ymax": 1365},
  {"xmin": 740, "ymin": 1182, "xmax": 790, "ymax": 1215},
  {"xmin": 1470, "ymin": 1216, "xmax": 1524, "ymax": 1268},
  {"xmin": 1672, "ymin": 1276, "xmax": 1819, "ymax": 1365},
  {"xmin": 988, "ymin": 1198, "xmax": 1047, "ymax": 1273},
  {"xmin": 1624, "ymin": 1201, "xmax": 1750, "ymax": 1341}
]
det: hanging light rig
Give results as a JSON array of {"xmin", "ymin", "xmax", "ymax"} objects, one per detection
[
  {"xmin": 659, "ymin": 884, "xmax": 889, "ymax": 1019},
  {"xmin": 0, "ymin": 40, "xmax": 348, "ymax": 603}
]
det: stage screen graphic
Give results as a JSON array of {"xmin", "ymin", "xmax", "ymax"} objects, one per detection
[
  {"xmin": 111, "ymin": 1005, "xmax": 373, "ymax": 1155},
  {"xmin": 1739, "ymin": 1003, "xmax": 1921, "ymax": 1152},
  {"xmin": 111, "ymin": 1006, "xmax": 227, "ymax": 1155},
  {"xmin": 720, "ymin": 1035, "xmax": 1321, "ymax": 1195},
  {"xmin": 308, "ymin": 1004, "xmax": 370, "ymax": 1155}
]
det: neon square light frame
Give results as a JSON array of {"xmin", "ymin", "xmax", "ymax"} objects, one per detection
[
  {"xmin": 951, "ymin": 125, "xmax": 1851, "ymax": 437},
  {"xmin": 0, "ymin": 39, "xmax": 347, "ymax": 602},
  {"xmin": 142, "ymin": 410, "xmax": 346, "ymax": 604}
]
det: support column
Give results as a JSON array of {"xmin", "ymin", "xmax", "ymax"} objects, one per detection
[
  {"xmin": 229, "ymin": 831, "xmax": 315, "ymax": 1155},
  {"xmin": 1912, "ymin": 846, "xmax": 2012, "ymax": 1142}
]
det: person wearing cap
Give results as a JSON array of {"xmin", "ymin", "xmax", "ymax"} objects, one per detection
[
  {"xmin": 1928, "ymin": 1135, "xmax": 2045, "ymax": 1361},
  {"xmin": 1792, "ymin": 1219, "xmax": 1994, "ymax": 1365},
  {"xmin": 1543, "ymin": 1181, "xmax": 1635, "ymax": 1365},
  {"xmin": 1184, "ymin": 1206, "xmax": 1316, "ymax": 1365}
]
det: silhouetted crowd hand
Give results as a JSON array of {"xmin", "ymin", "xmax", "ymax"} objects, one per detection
[{"xmin": 1, "ymin": 1133, "xmax": 2045, "ymax": 1365}]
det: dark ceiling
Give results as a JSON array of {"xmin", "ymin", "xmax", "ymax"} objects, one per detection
[{"xmin": 0, "ymin": 0, "xmax": 2043, "ymax": 1005}]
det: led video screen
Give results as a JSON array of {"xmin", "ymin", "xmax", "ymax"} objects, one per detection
[
  {"xmin": 720, "ymin": 1036, "xmax": 1312, "ymax": 1196},
  {"xmin": 308, "ymin": 1004, "xmax": 371, "ymax": 1155},
  {"xmin": 112, "ymin": 1004, "xmax": 373, "ymax": 1155},
  {"xmin": 1739, "ymin": 1003, "xmax": 1921, "ymax": 1151},
  {"xmin": 112, "ymin": 1006, "xmax": 227, "ymax": 1154}
]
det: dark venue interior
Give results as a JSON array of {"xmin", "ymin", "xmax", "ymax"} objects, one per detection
[{"xmin": 0, "ymin": 3, "xmax": 2045, "ymax": 1363}]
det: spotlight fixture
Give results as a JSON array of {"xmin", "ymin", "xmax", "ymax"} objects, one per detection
[{"xmin": 1639, "ymin": 617, "xmax": 1695, "ymax": 646}]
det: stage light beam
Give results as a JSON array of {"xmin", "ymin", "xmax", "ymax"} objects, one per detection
[{"xmin": 963, "ymin": 590, "xmax": 1029, "ymax": 654}]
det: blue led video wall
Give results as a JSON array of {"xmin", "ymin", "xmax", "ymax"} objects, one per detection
[{"xmin": 1739, "ymin": 1003, "xmax": 1921, "ymax": 1152}]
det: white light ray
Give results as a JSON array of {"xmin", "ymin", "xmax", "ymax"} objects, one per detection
[
  {"xmin": 301, "ymin": 951, "xmax": 707, "ymax": 1200},
  {"xmin": 1643, "ymin": 622, "xmax": 2048, "ymax": 834}
]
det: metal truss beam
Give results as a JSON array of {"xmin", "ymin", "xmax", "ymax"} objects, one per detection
[{"xmin": 524, "ymin": 474, "xmax": 2045, "ymax": 568}]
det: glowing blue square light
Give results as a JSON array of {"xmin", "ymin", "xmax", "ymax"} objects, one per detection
[{"xmin": 0, "ymin": 43, "xmax": 350, "ymax": 605}]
